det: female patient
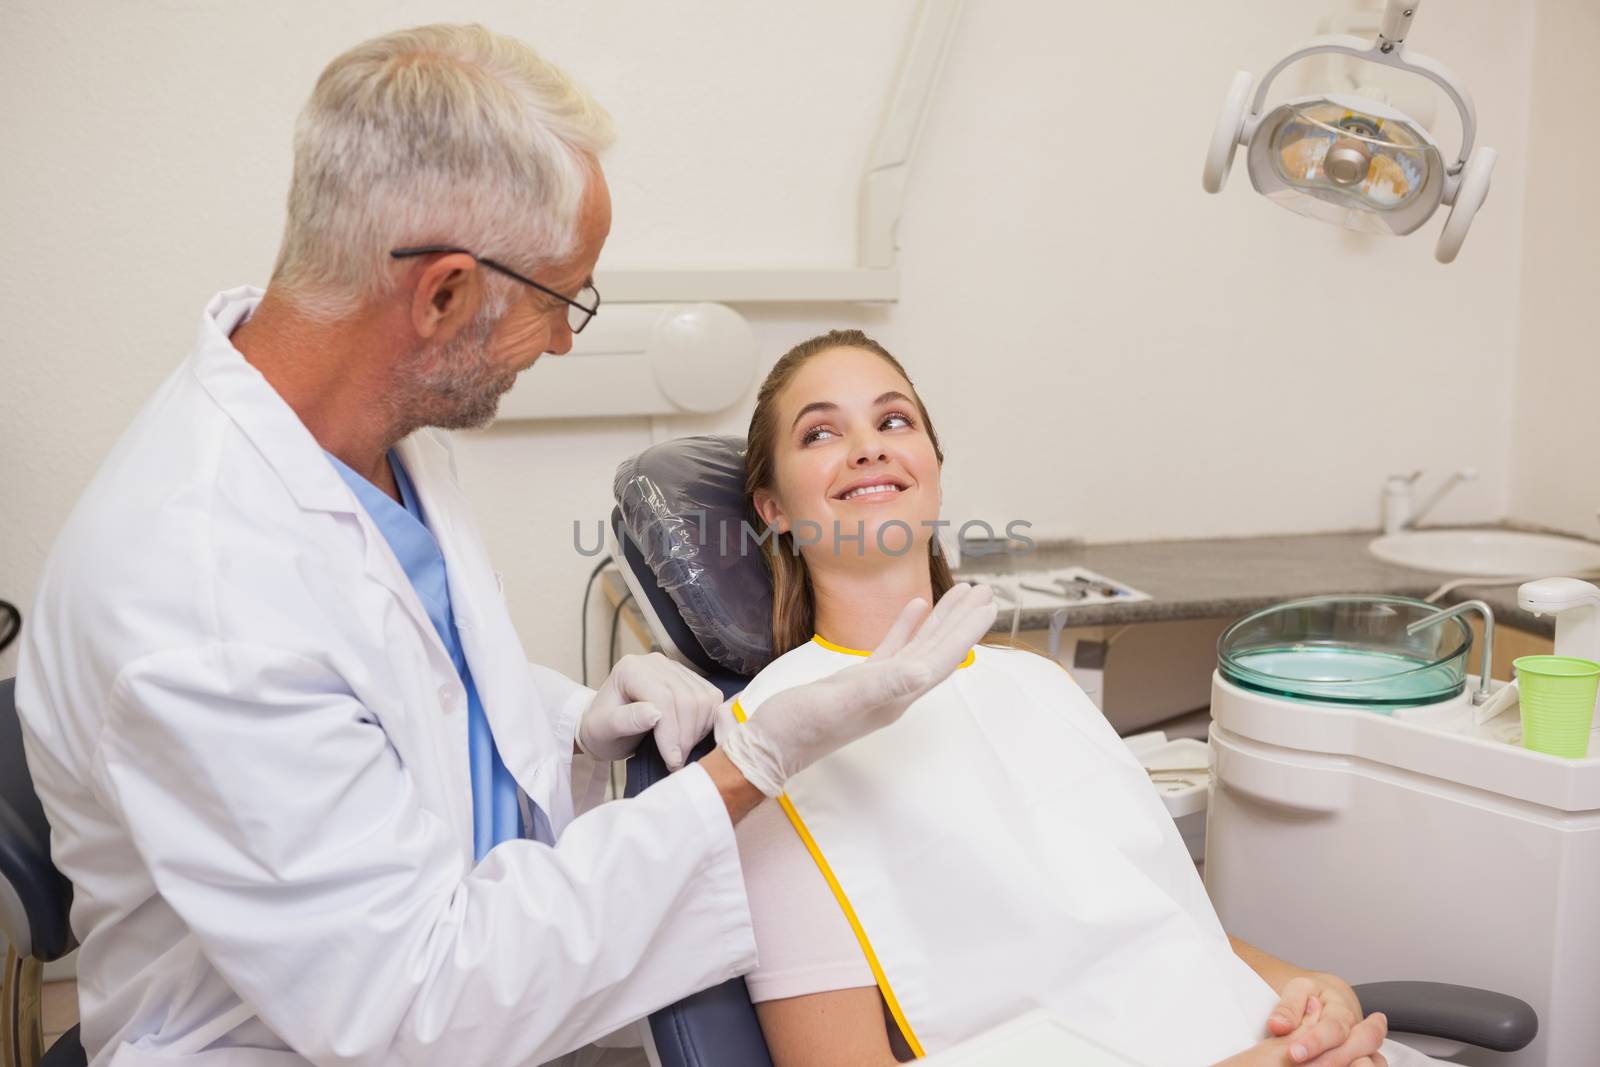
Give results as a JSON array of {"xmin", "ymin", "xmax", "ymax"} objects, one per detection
[{"xmin": 730, "ymin": 331, "xmax": 1416, "ymax": 1067}]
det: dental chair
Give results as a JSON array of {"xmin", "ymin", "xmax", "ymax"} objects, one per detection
[
  {"xmin": 1, "ymin": 677, "xmax": 87, "ymax": 1067},
  {"xmin": 611, "ymin": 435, "xmax": 1539, "ymax": 1067},
  {"xmin": 611, "ymin": 436, "xmax": 775, "ymax": 1067}
]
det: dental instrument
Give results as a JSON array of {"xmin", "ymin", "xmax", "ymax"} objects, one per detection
[{"xmin": 1202, "ymin": 0, "xmax": 1496, "ymax": 263}]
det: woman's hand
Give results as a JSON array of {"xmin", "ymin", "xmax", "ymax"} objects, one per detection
[
  {"xmin": 1226, "ymin": 939, "xmax": 1390, "ymax": 1067},
  {"xmin": 1268, "ymin": 973, "xmax": 1387, "ymax": 1065},
  {"xmin": 1213, "ymin": 1032, "xmax": 1388, "ymax": 1067}
]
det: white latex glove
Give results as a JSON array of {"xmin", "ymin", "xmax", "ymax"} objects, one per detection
[
  {"xmin": 718, "ymin": 583, "xmax": 997, "ymax": 797},
  {"xmin": 578, "ymin": 652, "xmax": 724, "ymax": 770}
]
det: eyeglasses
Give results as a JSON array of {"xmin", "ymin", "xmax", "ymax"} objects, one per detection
[{"xmin": 390, "ymin": 245, "xmax": 600, "ymax": 334}]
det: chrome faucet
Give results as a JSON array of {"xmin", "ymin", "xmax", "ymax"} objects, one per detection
[
  {"xmin": 1406, "ymin": 598, "xmax": 1494, "ymax": 704},
  {"xmin": 1381, "ymin": 467, "xmax": 1478, "ymax": 535}
]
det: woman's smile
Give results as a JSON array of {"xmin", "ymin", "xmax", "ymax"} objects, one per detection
[{"xmin": 832, "ymin": 475, "xmax": 911, "ymax": 503}]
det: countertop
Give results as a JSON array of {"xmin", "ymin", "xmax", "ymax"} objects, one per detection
[{"xmin": 955, "ymin": 530, "xmax": 1557, "ymax": 635}]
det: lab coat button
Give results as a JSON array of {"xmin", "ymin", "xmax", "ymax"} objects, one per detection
[{"xmin": 437, "ymin": 684, "xmax": 460, "ymax": 712}]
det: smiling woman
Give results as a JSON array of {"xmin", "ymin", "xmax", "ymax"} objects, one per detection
[
  {"xmin": 743, "ymin": 329, "xmax": 952, "ymax": 658},
  {"xmin": 726, "ymin": 329, "xmax": 1422, "ymax": 1067}
]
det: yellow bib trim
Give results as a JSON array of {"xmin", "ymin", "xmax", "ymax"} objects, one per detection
[
  {"xmin": 730, "ymin": 697, "xmax": 927, "ymax": 1059},
  {"xmin": 812, "ymin": 633, "xmax": 975, "ymax": 669}
]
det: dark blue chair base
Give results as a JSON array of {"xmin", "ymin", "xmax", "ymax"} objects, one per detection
[{"xmin": 626, "ymin": 734, "xmax": 774, "ymax": 1067}]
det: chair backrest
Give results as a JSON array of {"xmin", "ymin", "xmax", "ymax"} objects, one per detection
[
  {"xmin": 611, "ymin": 435, "xmax": 772, "ymax": 681},
  {"xmin": 0, "ymin": 678, "xmax": 75, "ymax": 962},
  {"xmin": 611, "ymin": 438, "xmax": 777, "ymax": 1067}
]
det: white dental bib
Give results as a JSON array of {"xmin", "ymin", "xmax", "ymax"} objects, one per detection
[{"xmin": 733, "ymin": 638, "xmax": 1278, "ymax": 1065}]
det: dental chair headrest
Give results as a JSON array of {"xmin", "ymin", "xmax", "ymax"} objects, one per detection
[{"xmin": 613, "ymin": 435, "xmax": 773, "ymax": 677}]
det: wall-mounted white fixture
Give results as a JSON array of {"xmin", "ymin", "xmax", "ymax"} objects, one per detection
[
  {"xmin": 596, "ymin": 0, "xmax": 963, "ymax": 305},
  {"xmin": 1202, "ymin": 0, "xmax": 1496, "ymax": 263},
  {"xmin": 495, "ymin": 303, "xmax": 756, "ymax": 421},
  {"xmin": 859, "ymin": 0, "xmax": 963, "ymax": 270}
]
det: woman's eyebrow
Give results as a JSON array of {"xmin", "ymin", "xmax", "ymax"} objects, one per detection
[
  {"xmin": 791, "ymin": 400, "xmax": 836, "ymax": 429},
  {"xmin": 789, "ymin": 392, "xmax": 912, "ymax": 431}
]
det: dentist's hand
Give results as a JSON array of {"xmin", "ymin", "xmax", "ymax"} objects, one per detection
[
  {"xmin": 717, "ymin": 583, "xmax": 997, "ymax": 797},
  {"xmin": 578, "ymin": 652, "xmax": 724, "ymax": 770}
]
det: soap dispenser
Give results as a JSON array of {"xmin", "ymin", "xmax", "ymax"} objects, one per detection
[{"xmin": 1517, "ymin": 577, "xmax": 1600, "ymax": 719}]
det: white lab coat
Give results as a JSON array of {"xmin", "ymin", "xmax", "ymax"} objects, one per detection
[{"xmin": 15, "ymin": 287, "xmax": 756, "ymax": 1067}]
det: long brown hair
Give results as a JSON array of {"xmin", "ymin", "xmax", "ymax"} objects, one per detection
[{"xmin": 744, "ymin": 329, "xmax": 955, "ymax": 658}]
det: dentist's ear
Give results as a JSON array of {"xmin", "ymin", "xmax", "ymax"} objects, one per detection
[{"xmin": 753, "ymin": 488, "xmax": 789, "ymax": 534}]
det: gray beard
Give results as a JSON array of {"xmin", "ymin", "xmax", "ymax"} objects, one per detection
[{"xmin": 394, "ymin": 303, "xmax": 515, "ymax": 434}]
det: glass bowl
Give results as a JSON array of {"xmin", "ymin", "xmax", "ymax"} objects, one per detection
[{"xmin": 1218, "ymin": 595, "xmax": 1471, "ymax": 709}]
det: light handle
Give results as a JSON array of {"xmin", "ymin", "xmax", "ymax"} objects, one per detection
[{"xmin": 1379, "ymin": 0, "xmax": 1419, "ymax": 47}]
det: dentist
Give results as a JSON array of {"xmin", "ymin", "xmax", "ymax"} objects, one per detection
[{"xmin": 14, "ymin": 24, "xmax": 996, "ymax": 1067}]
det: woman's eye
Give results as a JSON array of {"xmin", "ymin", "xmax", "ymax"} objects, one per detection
[
  {"xmin": 801, "ymin": 425, "xmax": 837, "ymax": 445},
  {"xmin": 882, "ymin": 412, "xmax": 914, "ymax": 430}
]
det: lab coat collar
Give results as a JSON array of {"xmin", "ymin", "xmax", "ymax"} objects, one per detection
[
  {"xmin": 189, "ymin": 285, "xmax": 358, "ymax": 517},
  {"xmin": 189, "ymin": 287, "xmax": 561, "ymax": 828},
  {"xmin": 190, "ymin": 288, "xmax": 463, "ymax": 729}
]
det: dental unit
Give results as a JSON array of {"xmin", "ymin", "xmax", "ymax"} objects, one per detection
[
  {"xmin": 1202, "ymin": 0, "xmax": 1496, "ymax": 262},
  {"xmin": 1207, "ymin": 592, "xmax": 1598, "ymax": 1064}
]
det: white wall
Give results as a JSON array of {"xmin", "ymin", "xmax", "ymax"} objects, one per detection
[
  {"xmin": 1508, "ymin": 0, "xmax": 1600, "ymax": 538},
  {"xmin": 0, "ymin": 1, "xmax": 1543, "ymax": 681}
]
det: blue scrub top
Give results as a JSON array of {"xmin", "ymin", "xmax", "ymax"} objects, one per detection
[{"xmin": 326, "ymin": 448, "xmax": 532, "ymax": 861}]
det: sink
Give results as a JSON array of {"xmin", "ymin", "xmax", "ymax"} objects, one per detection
[{"xmin": 1368, "ymin": 529, "xmax": 1600, "ymax": 576}]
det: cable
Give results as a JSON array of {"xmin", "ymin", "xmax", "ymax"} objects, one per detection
[
  {"xmin": 610, "ymin": 592, "xmax": 635, "ymax": 669},
  {"xmin": 579, "ymin": 557, "xmax": 613, "ymax": 686},
  {"xmin": 0, "ymin": 599, "xmax": 19, "ymax": 656}
]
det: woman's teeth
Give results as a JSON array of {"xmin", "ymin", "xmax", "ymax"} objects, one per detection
[{"xmin": 842, "ymin": 484, "xmax": 901, "ymax": 500}]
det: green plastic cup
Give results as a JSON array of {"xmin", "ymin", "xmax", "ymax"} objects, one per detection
[{"xmin": 1515, "ymin": 656, "xmax": 1600, "ymax": 758}]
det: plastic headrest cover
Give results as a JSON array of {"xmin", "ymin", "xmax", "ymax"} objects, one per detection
[{"xmin": 613, "ymin": 436, "xmax": 773, "ymax": 676}]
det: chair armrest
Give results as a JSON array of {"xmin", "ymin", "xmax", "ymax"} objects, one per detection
[{"xmin": 1352, "ymin": 981, "xmax": 1537, "ymax": 1052}]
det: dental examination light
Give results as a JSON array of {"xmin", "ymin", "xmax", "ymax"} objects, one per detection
[{"xmin": 1202, "ymin": 0, "xmax": 1496, "ymax": 263}]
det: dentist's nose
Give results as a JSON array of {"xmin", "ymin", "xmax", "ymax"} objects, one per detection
[{"xmin": 547, "ymin": 320, "xmax": 575, "ymax": 356}]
